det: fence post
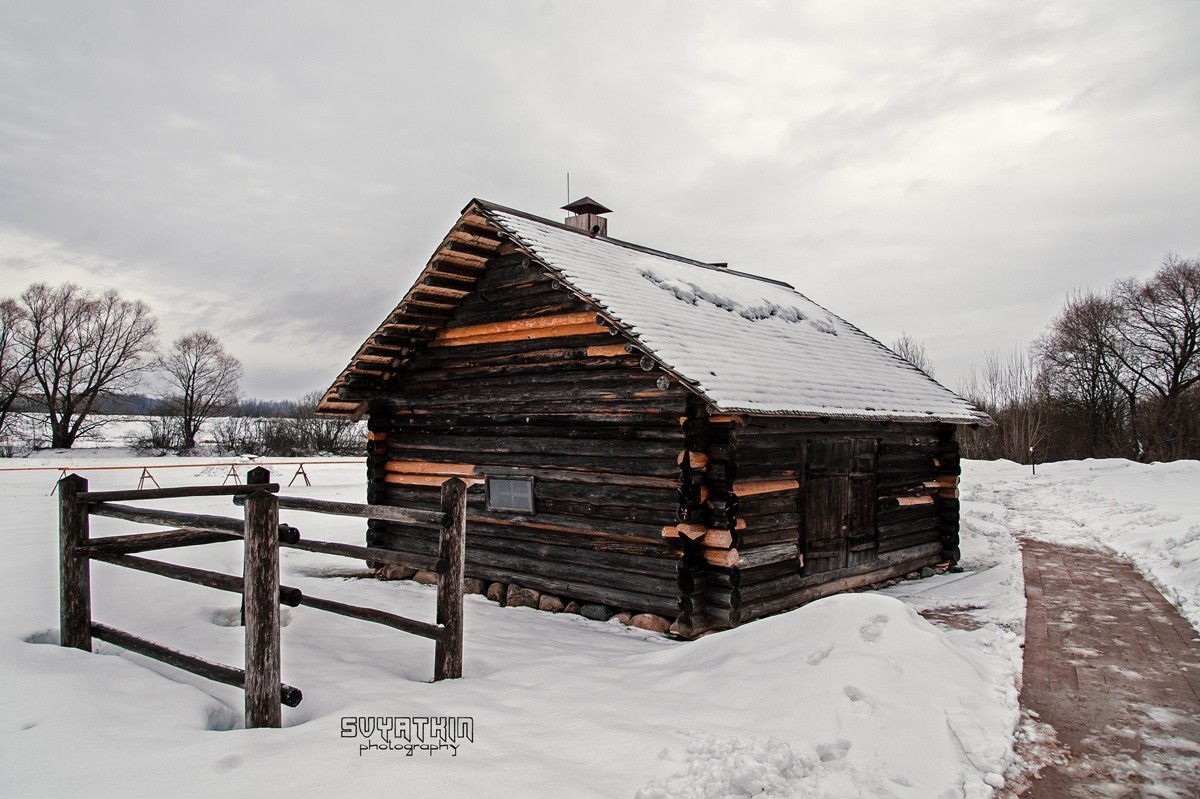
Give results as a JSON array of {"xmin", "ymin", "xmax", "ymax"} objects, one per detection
[
  {"xmin": 243, "ymin": 467, "xmax": 281, "ymax": 728},
  {"xmin": 59, "ymin": 473, "xmax": 92, "ymax": 651},
  {"xmin": 434, "ymin": 477, "xmax": 467, "ymax": 680}
]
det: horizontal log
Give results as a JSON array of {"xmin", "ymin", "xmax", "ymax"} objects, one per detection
[
  {"xmin": 454, "ymin": 297, "xmax": 581, "ymax": 327},
  {"xmin": 878, "ymin": 529, "xmax": 942, "ymax": 554},
  {"xmin": 436, "ymin": 311, "xmax": 596, "ymax": 340},
  {"xmin": 82, "ymin": 528, "xmax": 240, "ymax": 555},
  {"xmin": 386, "ymin": 432, "xmax": 679, "ymax": 460},
  {"xmin": 457, "ymin": 562, "xmax": 678, "ymax": 616},
  {"xmin": 299, "ymin": 594, "xmax": 442, "ymax": 640},
  {"xmin": 385, "ymin": 473, "xmax": 485, "ymax": 488},
  {"xmin": 402, "ymin": 464, "xmax": 679, "ymax": 490},
  {"xmin": 91, "ymin": 553, "xmax": 302, "ymax": 606},
  {"xmin": 421, "ymin": 271, "xmax": 478, "ymax": 290},
  {"xmin": 385, "ymin": 391, "xmax": 675, "ymax": 415},
  {"xmin": 460, "ymin": 546, "xmax": 675, "ymax": 597},
  {"xmin": 403, "ymin": 297, "xmax": 460, "ymax": 316},
  {"xmin": 528, "ymin": 497, "xmax": 677, "ymax": 526},
  {"xmin": 384, "ymin": 460, "xmax": 476, "ymax": 476},
  {"xmin": 894, "ymin": 495, "xmax": 935, "ymax": 507},
  {"xmin": 468, "ymin": 532, "xmax": 679, "ymax": 578},
  {"xmin": 400, "ymin": 356, "xmax": 645, "ymax": 387},
  {"xmin": 732, "ymin": 479, "xmax": 800, "ymax": 497},
  {"xmin": 446, "ymin": 228, "xmax": 501, "ymax": 250},
  {"xmin": 91, "ymin": 623, "xmax": 302, "ymax": 708},
  {"xmin": 354, "ymin": 353, "xmax": 403, "ymax": 368},
  {"xmin": 386, "ymin": 419, "xmax": 679, "ymax": 443},
  {"xmin": 88, "ymin": 502, "xmax": 298, "ymax": 541},
  {"xmin": 738, "ymin": 542, "xmax": 799, "ymax": 570},
  {"xmin": 467, "ymin": 508, "xmax": 665, "ymax": 540},
  {"xmin": 878, "ymin": 515, "xmax": 941, "ymax": 540},
  {"xmin": 283, "ymin": 538, "xmax": 442, "ymax": 572},
  {"xmin": 736, "ymin": 543, "xmax": 942, "ymax": 608},
  {"xmin": 432, "ymin": 322, "xmax": 607, "ymax": 348},
  {"xmin": 455, "ymin": 520, "xmax": 672, "ymax": 557},
  {"xmin": 738, "ymin": 528, "xmax": 799, "ymax": 547},
  {"xmin": 270, "ymin": 495, "xmax": 446, "ymax": 527},
  {"xmin": 586, "ymin": 344, "xmax": 628, "ymax": 357},
  {"xmin": 433, "ymin": 248, "xmax": 490, "ymax": 268},
  {"xmin": 78, "ymin": 484, "xmax": 281, "ymax": 503},
  {"xmin": 666, "ymin": 523, "xmax": 708, "ymax": 540},
  {"xmin": 704, "ymin": 548, "xmax": 739, "ymax": 568}
]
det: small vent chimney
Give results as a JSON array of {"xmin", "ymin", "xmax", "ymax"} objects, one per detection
[{"xmin": 563, "ymin": 196, "xmax": 611, "ymax": 237}]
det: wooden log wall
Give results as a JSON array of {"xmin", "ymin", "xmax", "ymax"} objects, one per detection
[
  {"xmin": 672, "ymin": 416, "xmax": 960, "ymax": 633},
  {"xmin": 366, "ymin": 252, "xmax": 688, "ymax": 618}
]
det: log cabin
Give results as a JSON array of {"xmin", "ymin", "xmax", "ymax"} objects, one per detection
[{"xmin": 318, "ymin": 197, "xmax": 992, "ymax": 637}]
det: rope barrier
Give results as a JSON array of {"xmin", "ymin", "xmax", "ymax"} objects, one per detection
[{"xmin": 0, "ymin": 460, "xmax": 361, "ymax": 493}]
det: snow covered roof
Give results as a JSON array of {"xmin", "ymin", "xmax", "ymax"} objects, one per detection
[
  {"xmin": 319, "ymin": 199, "xmax": 989, "ymax": 425},
  {"xmin": 481, "ymin": 203, "xmax": 988, "ymax": 424}
]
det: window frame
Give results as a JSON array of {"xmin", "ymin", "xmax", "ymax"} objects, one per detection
[{"xmin": 484, "ymin": 475, "xmax": 536, "ymax": 514}]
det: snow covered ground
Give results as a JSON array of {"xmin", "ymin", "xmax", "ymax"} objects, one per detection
[
  {"xmin": 0, "ymin": 450, "xmax": 1195, "ymax": 798},
  {"xmin": 963, "ymin": 458, "xmax": 1200, "ymax": 633}
]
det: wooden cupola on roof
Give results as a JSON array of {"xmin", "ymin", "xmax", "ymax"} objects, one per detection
[{"xmin": 562, "ymin": 196, "xmax": 611, "ymax": 238}]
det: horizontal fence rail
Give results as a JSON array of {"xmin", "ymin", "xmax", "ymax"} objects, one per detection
[{"xmin": 57, "ymin": 468, "xmax": 468, "ymax": 728}]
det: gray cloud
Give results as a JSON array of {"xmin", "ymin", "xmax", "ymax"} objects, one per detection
[{"xmin": 1, "ymin": 0, "xmax": 1197, "ymax": 399}]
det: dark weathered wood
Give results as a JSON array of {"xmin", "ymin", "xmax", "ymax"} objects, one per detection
[
  {"xmin": 89, "ymin": 553, "xmax": 302, "ymax": 606},
  {"xmin": 435, "ymin": 478, "xmax": 467, "ymax": 680},
  {"xmin": 58, "ymin": 473, "xmax": 92, "ymax": 651},
  {"xmin": 462, "ymin": 509, "xmax": 666, "ymax": 540},
  {"xmin": 282, "ymin": 537, "xmax": 442, "ymax": 572},
  {"xmin": 77, "ymin": 483, "xmax": 280, "ymax": 503},
  {"xmin": 467, "ymin": 532, "xmax": 679, "ymax": 577},
  {"xmin": 83, "ymin": 528, "xmax": 240, "ymax": 555},
  {"xmin": 387, "ymin": 431, "xmax": 679, "ymax": 459},
  {"xmin": 299, "ymin": 594, "xmax": 441, "ymax": 640},
  {"xmin": 243, "ymin": 467, "xmax": 281, "ymax": 728},
  {"xmin": 91, "ymin": 623, "xmax": 301, "ymax": 708},
  {"xmin": 739, "ymin": 543, "xmax": 943, "ymax": 606},
  {"xmin": 272, "ymin": 494, "xmax": 446, "ymax": 528},
  {"xmin": 89, "ymin": 502, "xmax": 274, "ymax": 537},
  {"xmin": 454, "ymin": 544, "xmax": 677, "ymax": 596}
]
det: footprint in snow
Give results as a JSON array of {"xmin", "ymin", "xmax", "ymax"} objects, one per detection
[
  {"xmin": 843, "ymin": 685, "xmax": 875, "ymax": 718},
  {"xmin": 859, "ymin": 614, "xmax": 889, "ymax": 643},
  {"xmin": 816, "ymin": 738, "xmax": 852, "ymax": 764},
  {"xmin": 806, "ymin": 643, "xmax": 833, "ymax": 665}
]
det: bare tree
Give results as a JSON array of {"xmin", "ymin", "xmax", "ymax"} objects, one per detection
[
  {"xmin": 292, "ymin": 389, "xmax": 362, "ymax": 455},
  {"xmin": 1109, "ymin": 255, "xmax": 1200, "ymax": 459},
  {"xmin": 959, "ymin": 346, "xmax": 1046, "ymax": 462},
  {"xmin": 1035, "ymin": 290, "xmax": 1132, "ymax": 458},
  {"xmin": 159, "ymin": 330, "xmax": 243, "ymax": 449},
  {"xmin": 17, "ymin": 283, "xmax": 158, "ymax": 448},
  {"xmin": 891, "ymin": 332, "xmax": 936, "ymax": 377},
  {"xmin": 0, "ymin": 299, "xmax": 31, "ymax": 437}
]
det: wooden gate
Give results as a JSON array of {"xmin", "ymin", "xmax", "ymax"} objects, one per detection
[{"xmin": 801, "ymin": 439, "xmax": 878, "ymax": 574}]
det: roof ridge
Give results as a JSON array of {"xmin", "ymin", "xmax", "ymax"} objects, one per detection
[{"xmin": 471, "ymin": 198, "xmax": 796, "ymax": 291}]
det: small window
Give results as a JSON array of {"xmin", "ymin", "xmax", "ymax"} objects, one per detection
[{"xmin": 486, "ymin": 476, "xmax": 535, "ymax": 514}]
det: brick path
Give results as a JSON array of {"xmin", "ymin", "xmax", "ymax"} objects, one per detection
[{"xmin": 1019, "ymin": 538, "xmax": 1200, "ymax": 797}]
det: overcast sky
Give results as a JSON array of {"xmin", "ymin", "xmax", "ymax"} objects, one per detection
[{"xmin": 2, "ymin": 1, "xmax": 1197, "ymax": 400}]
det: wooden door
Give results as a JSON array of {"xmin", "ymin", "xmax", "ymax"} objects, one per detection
[{"xmin": 802, "ymin": 439, "xmax": 878, "ymax": 575}]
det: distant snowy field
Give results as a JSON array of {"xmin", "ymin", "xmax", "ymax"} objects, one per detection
[{"xmin": 0, "ymin": 444, "xmax": 1196, "ymax": 798}]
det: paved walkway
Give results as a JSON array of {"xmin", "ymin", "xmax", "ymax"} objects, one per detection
[{"xmin": 1019, "ymin": 539, "xmax": 1200, "ymax": 798}]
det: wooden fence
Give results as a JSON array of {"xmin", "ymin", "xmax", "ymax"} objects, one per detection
[{"xmin": 57, "ymin": 466, "xmax": 467, "ymax": 728}]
